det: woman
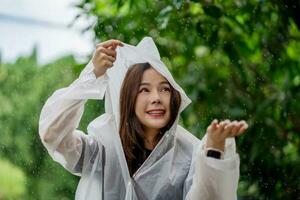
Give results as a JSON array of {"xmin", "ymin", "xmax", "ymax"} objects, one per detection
[{"xmin": 39, "ymin": 37, "xmax": 248, "ymax": 200}]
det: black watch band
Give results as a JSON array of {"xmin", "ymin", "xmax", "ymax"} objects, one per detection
[{"xmin": 206, "ymin": 149, "xmax": 221, "ymax": 159}]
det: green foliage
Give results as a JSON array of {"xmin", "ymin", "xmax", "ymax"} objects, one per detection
[
  {"xmin": 0, "ymin": 51, "xmax": 84, "ymax": 199},
  {"xmin": 0, "ymin": 159, "xmax": 26, "ymax": 200},
  {"xmin": 72, "ymin": 0, "xmax": 299, "ymax": 199}
]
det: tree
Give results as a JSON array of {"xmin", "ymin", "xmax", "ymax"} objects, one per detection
[
  {"xmin": 0, "ymin": 50, "xmax": 100, "ymax": 199},
  {"xmin": 71, "ymin": 0, "xmax": 300, "ymax": 199}
]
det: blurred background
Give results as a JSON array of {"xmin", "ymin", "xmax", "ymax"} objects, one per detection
[{"xmin": 0, "ymin": 0, "xmax": 299, "ymax": 199}]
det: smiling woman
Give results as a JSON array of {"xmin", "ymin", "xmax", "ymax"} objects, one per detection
[
  {"xmin": 119, "ymin": 63, "xmax": 181, "ymax": 175},
  {"xmin": 39, "ymin": 37, "xmax": 248, "ymax": 200}
]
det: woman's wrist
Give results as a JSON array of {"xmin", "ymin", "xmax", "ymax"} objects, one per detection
[
  {"xmin": 93, "ymin": 66, "xmax": 107, "ymax": 78},
  {"xmin": 205, "ymin": 138, "xmax": 225, "ymax": 152},
  {"xmin": 204, "ymin": 138, "xmax": 225, "ymax": 159}
]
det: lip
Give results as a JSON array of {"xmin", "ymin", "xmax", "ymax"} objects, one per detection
[
  {"xmin": 146, "ymin": 109, "xmax": 165, "ymax": 113},
  {"xmin": 146, "ymin": 109, "xmax": 166, "ymax": 118}
]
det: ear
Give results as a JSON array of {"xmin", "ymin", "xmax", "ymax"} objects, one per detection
[{"xmin": 136, "ymin": 37, "xmax": 161, "ymax": 60}]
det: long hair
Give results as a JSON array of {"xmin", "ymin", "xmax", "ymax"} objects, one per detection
[{"xmin": 119, "ymin": 63, "xmax": 181, "ymax": 176}]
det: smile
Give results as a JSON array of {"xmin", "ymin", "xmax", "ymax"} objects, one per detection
[{"xmin": 146, "ymin": 109, "xmax": 166, "ymax": 117}]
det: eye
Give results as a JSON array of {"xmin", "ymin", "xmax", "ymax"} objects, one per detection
[
  {"xmin": 161, "ymin": 87, "xmax": 171, "ymax": 92},
  {"xmin": 139, "ymin": 88, "xmax": 149, "ymax": 93}
]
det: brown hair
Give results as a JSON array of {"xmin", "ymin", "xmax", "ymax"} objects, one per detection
[{"xmin": 119, "ymin": 62, "xmax": 181, "ymax": 176}]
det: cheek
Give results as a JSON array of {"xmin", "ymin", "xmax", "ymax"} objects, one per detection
[
  {"xmin": 135, "ymin": 96, "xmax": 146, "ymax": 115},
  {"xmin": 163, "ymin": 94, "xmax": 171, "ymax": 109}
]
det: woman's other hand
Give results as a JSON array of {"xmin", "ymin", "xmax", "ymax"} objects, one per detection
[
  {"xmin": 206, "ymin": 119, "xmax": 248, "ymax": 151},
  {"xmin": 92, "ymin": 39, "xmax": 124, "ymax": 78}
]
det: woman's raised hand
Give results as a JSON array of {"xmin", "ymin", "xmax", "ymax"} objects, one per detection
[
  {"xmin": 206, "ymin": 119, "xmax": 248, "ymax": 151},
  {"xmin": 92, "ymin": 39, "xmax": 124, "ymax": 78}
]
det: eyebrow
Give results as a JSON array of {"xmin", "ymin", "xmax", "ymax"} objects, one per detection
[{"xmin": 139, "ymin": 81, "xmax": 170, "ymax": 86}]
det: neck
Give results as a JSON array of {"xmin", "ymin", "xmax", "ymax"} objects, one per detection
[{"xmin": 143, "ymin": 128, "xmax": 160, "ymax": 150}]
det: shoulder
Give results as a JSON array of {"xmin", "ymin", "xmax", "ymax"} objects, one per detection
[
  {"xmin": 176, "ymin": 125, "xmax": 200, "ymax": 145},
  {"xmin": 87, "ymin": 113, "xmax": 117, "ymax": 146},
  {"xmin": 174, "ymin": 125, "xmax": 201, "ymax": 156}
]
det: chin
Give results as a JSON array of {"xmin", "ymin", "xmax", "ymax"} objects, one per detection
[
  {"xmin": 137, "ymin": 113, "xmax": 171, "ymax": 131},
  {"xmin": 143, "ymin": 119, "xmax": 169, "ymax": 129},
  {"xmin": 145, "ymin": 123, "xmax": 165, "ymax": 129}
]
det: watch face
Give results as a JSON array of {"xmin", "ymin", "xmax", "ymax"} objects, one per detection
[{"xmin": 206, "ymin": 150, "xmax": 221, "ymax": 159}]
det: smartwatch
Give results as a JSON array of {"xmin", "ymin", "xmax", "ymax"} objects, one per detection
[
  {"xmin": 206, "ymin": 149, "xmax": 221, "ymax": 159},
  {"xmin": 205, "ymin": 148, "xmax": 224, "ymax": 159}
]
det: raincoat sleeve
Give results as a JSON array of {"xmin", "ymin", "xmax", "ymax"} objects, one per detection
[
  {"xmin": 38, "ymin": 60, "xmax": 108, "ymax": 175},
  {"xmin": 184, "ymin": 135, "xmax": 240, "ymax": 200}
]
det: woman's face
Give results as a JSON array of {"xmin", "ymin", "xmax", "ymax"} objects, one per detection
[{"xmin": 135, "ymin": 68, "xmax": 171, "ymax": 133}]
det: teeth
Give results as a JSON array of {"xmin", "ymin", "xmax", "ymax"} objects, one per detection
[{"xmin": 147, "ymin": 111, "xmax": 164, "ymax": 114}]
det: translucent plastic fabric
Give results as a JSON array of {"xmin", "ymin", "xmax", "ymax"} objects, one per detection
[{"xmin": 39, "ymin": 37, "xmax": 240, "ymax": 200}]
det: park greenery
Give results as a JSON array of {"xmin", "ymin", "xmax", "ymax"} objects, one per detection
[{"xmin": 0, "ymin": 0, "xmax": 299, "ymax": 199}]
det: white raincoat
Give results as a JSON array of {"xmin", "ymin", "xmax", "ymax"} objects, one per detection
[{"xmin": 39, "ymin": 37, "xmax": 240, "ymax": 200}]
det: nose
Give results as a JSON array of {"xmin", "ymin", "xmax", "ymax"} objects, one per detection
[{"xmin": 150, "ymin": 90, "xmax": 161, "ymax": 104}]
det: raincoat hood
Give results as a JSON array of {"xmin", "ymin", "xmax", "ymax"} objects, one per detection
[{"xmin": 104, "ymin": 37, "xmax": 191, "ymax": 131}]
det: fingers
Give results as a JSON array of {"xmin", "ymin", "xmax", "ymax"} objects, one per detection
[
  {"xmin": 93, "ymin": 46, "xmax": 116, "ymax": 69},
  {"xmin": 105, "ymin": 55, "xmax": 116, "ymax": 63},
  {"xmin": 207, "ymin": 119, "xmax": 218, "ymax": 133},
  {"xmin": 108, "ymin": 44, "xmax": 119, "ymax": 51},
  {"xmin": 206, "ymin": 119, "xmax": 248, "ymax": 152},
  {"xmin": 212, "ymin": 119, "xmax": 218, "ymax": 128},
  {"xmin": 94, "ymin": 39, "xmax": 123, "ymax": 62},
  {"xmin": 226, "ymin": 121, "xmax": 239, "ymax": 137},
  {"xmin": 96, "ymin": 46, "xmax": 117, "ymax": 58},
  {"xmin": 92, "ymin": 39, "xmax": 123, "ymax": 77},
  {"xmin": 97, "ymin": 39, "xmax": 124, "ymax": 49},
  {"xmin": 97, "ymin": 51, "xmax": 116, "ymax": 63},
  {"xmin": 223, "ymin": 120, "xmax": 236, "ymax": 137},
  {"xmin": 92, "ymin": 53, "xmax": 114, "ymax": 70},
  {"xmin": 237, "ymin": 120, "xmax": 248, "ymax": 135},
  {"xmin": 104, "ymin": 60, "xmax": 113, "ymax": 68},
  {"xmin": 217, "ymin": 119, "xmax": 230, "ymax": 133},
  {"xmin": 214, "ymin": 119, "xmax": 248, "ymax": 138}
]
